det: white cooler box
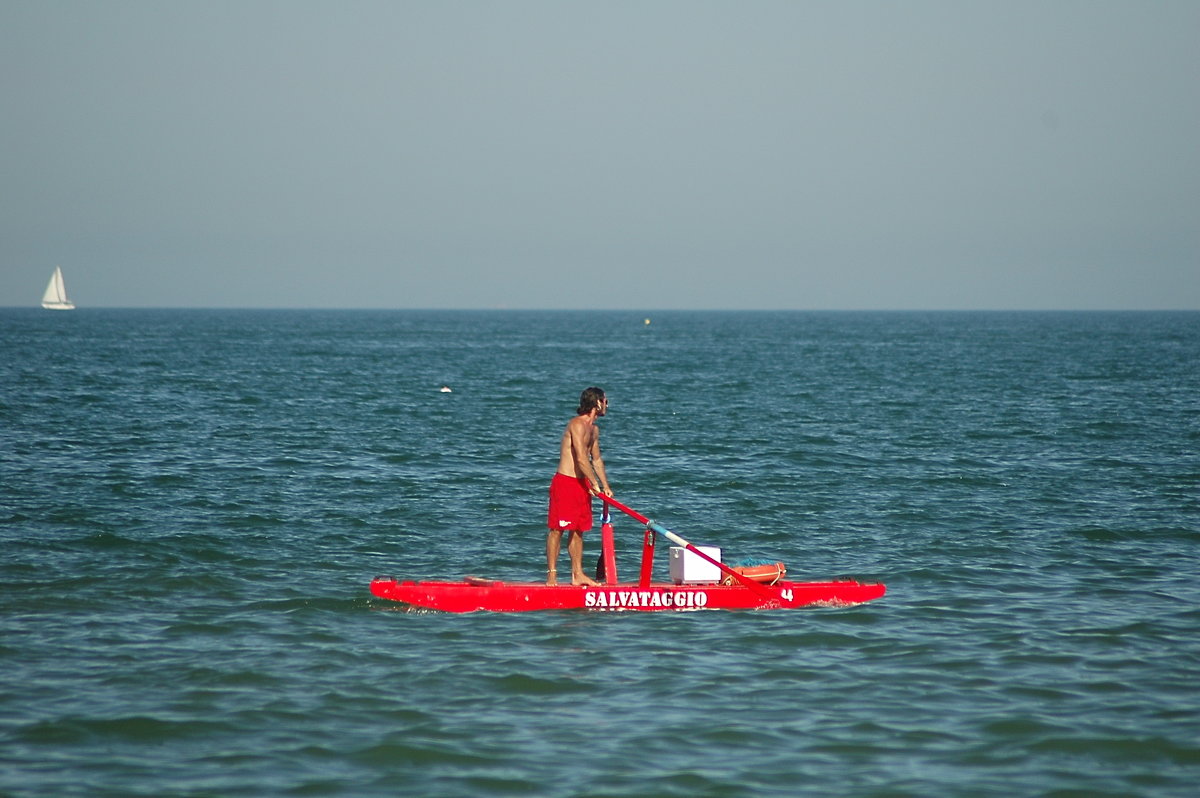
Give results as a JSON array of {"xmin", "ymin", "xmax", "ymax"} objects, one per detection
[{"xmin": 668, "ymin": 546, "xmax": 722, "ymax": 584}]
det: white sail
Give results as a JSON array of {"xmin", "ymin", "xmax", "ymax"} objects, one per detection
[{"xmin": 41, "ymin": 266, "xmax": 75, "ymax": 310}]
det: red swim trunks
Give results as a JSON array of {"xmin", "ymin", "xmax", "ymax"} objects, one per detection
[{"xmin": 547, "ymin": 472, "xmax": 593, "ymax": 532}]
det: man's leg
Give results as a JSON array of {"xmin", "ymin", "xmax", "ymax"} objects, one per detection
[
  {"xmin": 567, "ymin": 531, "xmax": 598, "ymax": 586},
  {"xmin": 546, "ymin": 529, "xmax": 563, "ymax": 585}
]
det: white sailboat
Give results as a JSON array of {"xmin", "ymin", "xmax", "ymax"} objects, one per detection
[{"xmin": 41, "ymin": 266, "xmax": 75, "ymax": 310}]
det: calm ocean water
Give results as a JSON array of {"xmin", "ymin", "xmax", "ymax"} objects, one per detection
[{"xmin": 1, "ymin": 308, "xmax": 1198, "ymax": 797}]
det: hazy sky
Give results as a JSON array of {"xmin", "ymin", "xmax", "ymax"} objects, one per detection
[{"xmin": 2, "ymin": 1, "xmax": 1197, "ymax": 309}]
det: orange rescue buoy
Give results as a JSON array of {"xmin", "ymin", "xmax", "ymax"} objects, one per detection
[{"xmin": 721, "ymin": 561, "xmax": 786, "ymax": 586}]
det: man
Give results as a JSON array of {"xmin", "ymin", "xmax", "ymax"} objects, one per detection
[{"xmin": 546, "ymin": 386, "xmax": 613, "ymax": 586}]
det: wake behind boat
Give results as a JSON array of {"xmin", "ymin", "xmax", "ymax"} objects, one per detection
[
  {"xmin": 370, "ymin": 494, "xmax": 886, "ymax": 613},
  {"xmin": 41, "ymin": 266, "xmax": 75, "ymax": 310}
]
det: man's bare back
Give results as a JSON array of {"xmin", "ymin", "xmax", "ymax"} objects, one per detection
[{"xmin": 557, "ymin": 414, "xmax": 601, "ymax": 488}]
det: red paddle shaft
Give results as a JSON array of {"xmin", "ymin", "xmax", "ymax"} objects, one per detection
[
  {"xmin": 598, "ymin": 493, "xmax": 652, "ymax": 525},
  {"xmin": 596, "ymin": 494, "xmax": 774, "ymax": 597}
]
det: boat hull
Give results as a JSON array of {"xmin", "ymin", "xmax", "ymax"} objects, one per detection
[{"xmin": 369, "ymin": 577, "xmax": 885, "ymax": 613}]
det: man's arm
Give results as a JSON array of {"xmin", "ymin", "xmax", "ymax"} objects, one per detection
[{"xmin": 589, "ymin": 432, "xmax": 612, "ymax": 497}]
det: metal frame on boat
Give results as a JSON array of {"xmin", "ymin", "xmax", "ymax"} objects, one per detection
[{"xmin": 369, "ymin": 494, "xmax": 886, "ymax": 613}]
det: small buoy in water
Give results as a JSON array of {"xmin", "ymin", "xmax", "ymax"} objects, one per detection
[
  {"xmin": 644, "ymin": 318, "xmax": 651, "ymax": 325},
  {"xmin": 439, "ymin": 386, "xmax": 452, "ymax": 393}
]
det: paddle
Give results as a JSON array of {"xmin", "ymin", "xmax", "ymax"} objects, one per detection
[{"xmin": 595, "ymin": 494, "xmax": 775, "ymax": 597}]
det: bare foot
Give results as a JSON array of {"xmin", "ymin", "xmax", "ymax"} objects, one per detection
[
  {"xmin": 571, "ymin": 573, "xmax": 599, "ymax": 586},
  {"xmin": 546, "ymin": 569, "xmax": 558, "ymax": 586}
]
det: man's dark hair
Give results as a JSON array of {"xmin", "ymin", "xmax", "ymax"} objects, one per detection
[{"xmin": 577, "ymin": 387, "xmax": 606, "ymax": 415}]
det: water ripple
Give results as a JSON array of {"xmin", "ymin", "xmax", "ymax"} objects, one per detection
[{"xmin": 2, "ymin": 310, "xmax": 1199, "ymax": 796}]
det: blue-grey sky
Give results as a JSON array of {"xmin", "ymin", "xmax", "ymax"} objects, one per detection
[{"xmin": 3, "ymin": 1, "xmax": 1197, "ymax": 309}]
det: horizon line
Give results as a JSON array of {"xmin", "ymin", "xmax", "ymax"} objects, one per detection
[{"xmin": 4, "ymin": 305, "xmax": 1199, "ymax": 313}]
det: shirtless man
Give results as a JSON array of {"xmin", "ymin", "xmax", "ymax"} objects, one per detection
[{"xmin": 546, "ymin": 387, "xmax": 613, "ymax": 586}]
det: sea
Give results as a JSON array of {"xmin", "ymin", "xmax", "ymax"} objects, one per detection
[{"xmin": 1, "ymin": 308, "xmax": 1197, "ymax": 797}]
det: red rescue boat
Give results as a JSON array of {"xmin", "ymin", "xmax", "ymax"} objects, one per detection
[{"xmin": 369, "ymin": 495, "xmax": 885, "ymax": 613}]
